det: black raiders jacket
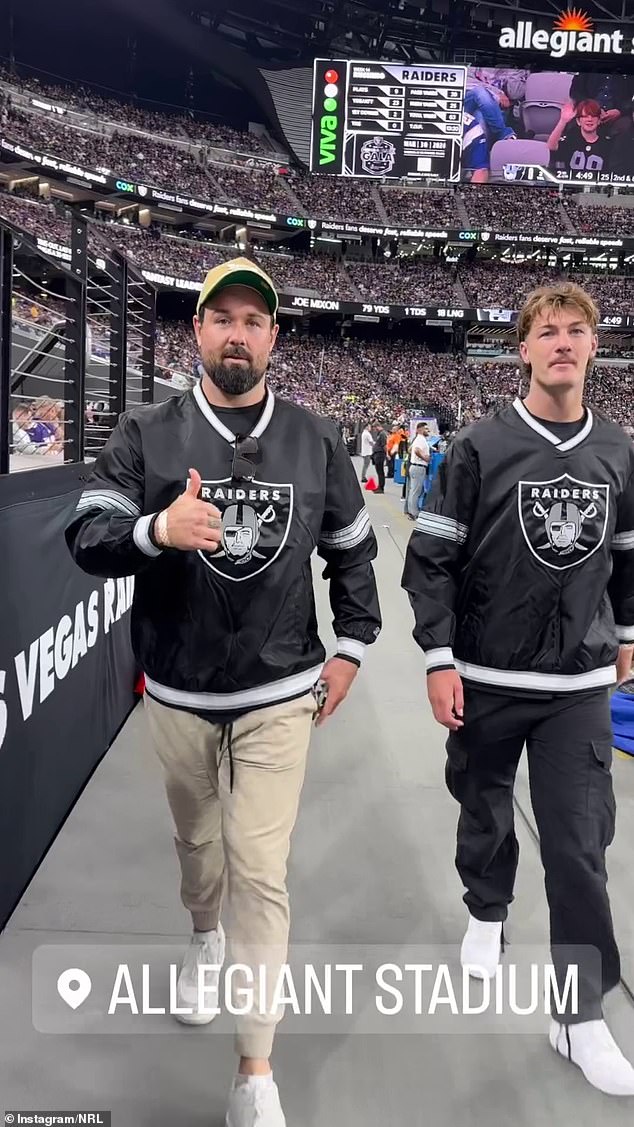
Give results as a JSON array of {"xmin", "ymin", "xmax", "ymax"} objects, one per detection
[
  {"xmin": 402, "ymin": 398, "xmax": 634, "ymax": 694},
  {"xmin": 65, "ymin": 384, "xmax": 381, "ymax": 714}
]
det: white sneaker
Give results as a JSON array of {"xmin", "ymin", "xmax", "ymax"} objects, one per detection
[
  {"xmin": 460, "ymin": 914, "xmax": 504, "ymax": 979},
  {"xmin": 174, "ymin": 922, "xmax": 225, "ymax": 1025},
  {"xmin": 226, "ymin": 1076, "xmax": 286, "ymax": 1127},
  {"xmin": 549, "ymin": 1019, "xmax": 634, "ymax": 1095}
]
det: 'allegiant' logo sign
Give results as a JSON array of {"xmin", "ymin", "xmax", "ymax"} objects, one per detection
[
  {"xmin": 319, "ymin": 68, "xmax": 341, "ymax": 167},
  {"xmin": 499, "ymin": 8, "xmax": 630, "ymax": 56}
]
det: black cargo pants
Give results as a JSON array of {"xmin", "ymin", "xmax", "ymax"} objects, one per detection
[{"xmin": 445, "ymin": 684, "xmax": 620, "ymax": 1022}]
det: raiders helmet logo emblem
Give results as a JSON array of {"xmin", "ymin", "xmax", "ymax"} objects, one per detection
[
  {"xmin": 518, "ymin": 474, "xmax": 609, "ymax": 571},
  {"xmin": 197, "ymin": 478, "xmax": 294, "ymax": 581}
]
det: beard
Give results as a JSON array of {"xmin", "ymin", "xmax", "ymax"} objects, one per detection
[{"xmin": 203, "ymin": 352, "xmax": 264, "ymax": 397}]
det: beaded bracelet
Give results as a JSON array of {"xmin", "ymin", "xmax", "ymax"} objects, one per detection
[{"xmin": 155, "ymin": 510, "xmax": 171, "ymax": 548}]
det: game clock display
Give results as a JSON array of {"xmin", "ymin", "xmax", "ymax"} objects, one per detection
[{"xmin": 310, "ymin": 59, "xmax": 466, "ymax": 181}]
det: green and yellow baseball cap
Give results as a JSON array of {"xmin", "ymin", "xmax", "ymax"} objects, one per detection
[{"xmin": 196, "ymin": 257, "xmax": 279, "ymax": 320}]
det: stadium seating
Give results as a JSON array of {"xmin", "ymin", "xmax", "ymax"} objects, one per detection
[{"xmin": 1, "ymin": 66, "xmax": 632, "ymax": 436}]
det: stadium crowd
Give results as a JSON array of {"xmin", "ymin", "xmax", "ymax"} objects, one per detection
[
  {"xmin": 209, "ymin": 166, "xmax": 295, "ymax": 210},
  {"xmin": 346, "ymin": 258, "xmax": 459, "ymax": 305},
  {"xmin": 474, "ymin": 361, "xmax": 524, "ymax": 409},
  {"xmin": 0, "ymin": 67, "xmax": 267, "ymax": 154},
  {"xmin": 462, "ymin": 185, "xmax": 568, "ymax": 233},
  {"xmin": 460, "ymin": 260, "xmax": 634, "ymax": 314},
  {"xmin": 2, "ymin": 70, "xmax": 632, "ymax": 245},
  {"xmin": 460, "ymin": 261, "xmax": 562, "ymax": 308},
  {"xmin": 4, "ymin": 107, "xmax": 213, "ymax": 198},
  {"xmin": 153, "ymin": 322, "xmax": 483, "ymax": 426},
  {"xmin": 290, "ymin": 172, "xmax": 382, "ymax": 223},
  {"xmin": 11, "ymin": 395, "xmax": 65, "ymax": 457},
  {"xmin": 1, "ymin": 67, "xmax": 631, "ymax": 440},
  {"xmin": 269, "ymin": 336, "xmax": 481, "ymax": 427},
  {"xmin": 0, "ymin": 192, "xmax": 70, "ymax": 245},
  {"xmin": 563, "ymin": 200, "xmax": 634, "ymax": 238},
  {"xmin": 267, "ymin": 254, "xmax": 357, "ymax": 298},
  {"xmin": 583, "ymin": 273, "xmax": 634, "ymax": 313},
  {"xmin": 152, "ymin": 316, "xmax": 632, "ymax": 430},
  {"xmin": 585, "ymin": 365, "xmax": 633, "ymax": 427},
  {"xmin": 378, "ymin": 188, "xmax": 461, "ymax": 227},
  {"xmin": 13, "ymin": 290, "xmax": 66, "ymax": 328},
  {"xmin": 93, "ymin": 222, "xmax": 229, "ymax": 278},
  {"xmin": 2, "ymin": 190, "xmax": 632, "ymax": 320},
  {"xmin": 8, "ymin": 279, "xmax": 631, "ymax": 442}
]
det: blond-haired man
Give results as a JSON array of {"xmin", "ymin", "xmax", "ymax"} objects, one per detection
[{"xmin": 403, "ymin": 282, "xmax": 634, "ymax": 1094}]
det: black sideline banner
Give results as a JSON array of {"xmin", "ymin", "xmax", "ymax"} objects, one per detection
[{"xmin": 0, "ymin": 466, "xmax": 136, "ymax": 930}]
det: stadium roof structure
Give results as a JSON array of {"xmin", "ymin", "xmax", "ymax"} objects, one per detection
[
  {"xmin": 182, "ymin": 0, "xmax": 634, "ymax": 64},
  {"xmin": 4, "ymin": 0, "xmax": 633, "ymax": 155},
  {"xmin": 6, "ymin": 2, "xmax": 634, "ymax": 110}
]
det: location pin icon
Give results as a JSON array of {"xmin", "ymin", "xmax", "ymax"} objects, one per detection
[{"xmin": 57, "ymin": 968, "xmax": 92, "ymax": 1009}]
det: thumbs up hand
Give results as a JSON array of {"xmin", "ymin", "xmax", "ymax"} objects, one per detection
[
  {"xmin": 157, "ymin": 468, "xmax": 223, "ymax": 552},
  {"xmin": 185, "ymin": 467, "xmax": 203, "ymax": 498}
]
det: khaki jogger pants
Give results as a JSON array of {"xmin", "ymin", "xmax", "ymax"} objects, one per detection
[{"xmin": 143, "ymin": 690, "xmax": 316, "ymax": 1058}]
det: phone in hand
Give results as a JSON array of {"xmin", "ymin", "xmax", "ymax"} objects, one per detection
[{"xmin": 312, "ymin": 679, "xmax": 329, "ymax": 716}]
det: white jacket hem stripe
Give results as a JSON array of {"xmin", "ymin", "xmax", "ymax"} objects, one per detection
[
  {"xmin": 144, "ymin": 665, "xmax": 323, "ymax": 710},
  {"xmin": 455, "ymin": 660, "xmax": 616, "ymax": 691}
]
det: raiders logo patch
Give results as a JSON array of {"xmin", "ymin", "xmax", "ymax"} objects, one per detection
[
  {"xmin": 518, "ymin": 474, "xmax": 609, "ymax": 571},
  {"xmin": 197, "ymin": 478, "xmax": 294, "ymax": 581}
]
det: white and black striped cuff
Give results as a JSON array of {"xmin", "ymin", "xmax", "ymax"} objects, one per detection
[
  {"xmin": 133, "ymin": 513, "xmax": 162, "ymax": 558},
  {"xmin": 336, "ymin": 638, "xmax": 367, "ymax": 666},
  {"xmin": 425, "ymin": 647, "xmax": 456, "ymax": 672},
  {"xmin": 616, "ymin": 625, "xmax": 634, "ymax": 644}
]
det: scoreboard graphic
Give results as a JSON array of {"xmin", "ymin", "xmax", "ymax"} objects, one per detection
[{"xmin": 310, "ymin": 59, "xmax": 466, "ymax": 181}]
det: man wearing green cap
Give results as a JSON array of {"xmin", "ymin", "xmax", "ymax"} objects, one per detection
[{"xmin": 66, "ymin": 255, "xmax": 381, "ymax": 1127}]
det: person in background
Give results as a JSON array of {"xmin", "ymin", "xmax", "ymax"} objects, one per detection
[
  {"xmin": 386, "ymin": 423, "xmax": 401, "ymax": 479},
  {"xmin": 11, "ymin": 403, "xmax": 42, "ymax": 454},
  {"xmin": 462, "ymin": 92, "xmax": 492, "ymax": 184},
  {"xmin": 407, "ymin": 422, "xmax": 431, "ymax": 520},
  {"xmin": 32, "ymin": 395, "xmax": 64, "ymax": 454},
  {"xmin": 437, "ymin": 430, "xmax": 450, "ymax": 454},
  {"xmin": 608, "ymin": 100, "xmax": 634, "ymax": 178},
  {"xmin": 548, "ymin": 100, "xmax": 612, "ymax": 178},
  {"xmin": 372, "ymin": 421, "xmax": 388, "ymax": 494},
  {"xmin": 360, "ymin": 420, "xmax": 374, "ymax": 482},
  {"xmin": 397, "ymin": 424, "xmax": 410, "ymax": 501},
  {"xmin": 464, "ymin": 78, "xmax": 516, "ymax": 144},
  {"xmin": 568, "ymin": 72, "xmax": 634, "ymax": 137}
]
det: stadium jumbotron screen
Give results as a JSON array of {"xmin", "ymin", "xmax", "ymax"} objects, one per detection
[{"xmin": 310, "ymin": 60, "xmax": 634, "ymax": 186}]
